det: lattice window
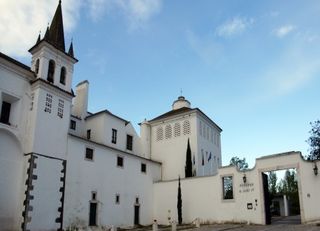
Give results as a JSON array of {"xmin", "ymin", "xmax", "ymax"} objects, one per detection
[
  {"xmin": 206, "ymin": 127, "xmax": 209, "ymax": 140},
  {"xmin": 183, "ymin": 120, "xmax": 190, "ymax": 135},
  {"xmin": 199, "ymin": 121, "xmax": 202, "ymax": 136},
  {"xmin": 165, "ymin": 124, "xmax": 172, "ymax": 139},
  {"xmin": 57, "ymin": 99, "xmax": 64, "ymax": 118},
  {"xmin": 210, "ymin": 129, "xmax": 214, "ymax": 143},
  {"xmin": 174, "ymin": 122, "xmax": 181, "ymax": 137},
  {"xmin": 156, "ymin": 126, "xmax": 163, "ymax": 141},
  {"xmin": 44, "ymin": 93, "xmax": 53, "ymax": 113}
]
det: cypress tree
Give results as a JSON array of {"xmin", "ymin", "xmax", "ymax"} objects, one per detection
[
  {"xmin": 177, "ymin": 176, "xmax": 182, "ymax": 225},
  {"xmin": 185, "ymin": 139, "xmax": 192, "ymax": 178}
]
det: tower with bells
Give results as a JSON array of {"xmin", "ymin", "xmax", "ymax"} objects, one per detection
[{"xmin": 26, "ymin": 0, "xmax": 77, "ymax": 159}]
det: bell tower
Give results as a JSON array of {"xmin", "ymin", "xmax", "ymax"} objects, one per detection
[
  {"xmin": 28, "ymin": 0, "xmax": 77, "ymax": 93},
  {"xmin": 25, "ymin": 0, "xmax": 77, "ymax": 158}
]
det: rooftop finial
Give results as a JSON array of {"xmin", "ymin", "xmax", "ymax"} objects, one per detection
[{"xmin": 180, "ymin": 88, "xmax": 183, "ymax": 97}]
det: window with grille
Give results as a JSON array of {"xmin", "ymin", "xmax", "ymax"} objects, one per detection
[
  {"xmin": 44, "ymin": 93, "xmax": 53, "ymax": 113},
  {"xmin": 222, "ymin": 176, "xmax": 234, "ymax": 200},
  {"xmin": 165, "ymin": 124, "xmax": 172, "ymax": 139},
  {"xmin": 174, "ymin": 123, "xmax": 181, "ymax": 137},
  {"xmin": 156, "ymin": 126, "xmax": 163, "ymax": 141},
  {"xmin": 183, "ymin": 120, "xmax": 190, "ymax": 135},
  {"xmin": 199, "ymin": 121, "xmax": 202, "ymax": 136},
  {"xmin": 30, "ymin": 93, "xmax": 34, "ymax": 111},
  {"xmin": 57, "ymin": 99, "xmax": 64, "ymax": 118},
  {"xmin": 85, "ymin": 148, "xmax": 94, "ymax": 161}
]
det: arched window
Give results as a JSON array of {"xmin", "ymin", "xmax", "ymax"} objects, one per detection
[
  {"xmin": 156, "ymin": 126, "xmax": 163, "ymax": 141},
  {"xmin": 60, "ymin": 66, "xmax": 66, "ymax": 85},
  {"xmin": 183, "ymin": 120, "xmax": 190, "ymax": 135},
  {"xmin": 174, "ymin": 122, "xmax": 181, "ymax": 137},
  {"xmin": 47, "ymin": 60, "xmax": 55, "ymax": 83},
  {"xmin": 165, "ymin": 124, "xmax": 172, "ymax": 139},
  {"xmin": 35, "ymin": 59, "xmax": 40, "ymax": 74}
]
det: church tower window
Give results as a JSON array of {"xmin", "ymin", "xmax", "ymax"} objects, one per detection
[
  {"xmin": 57, "ymin": 99, "xmax": 64, "ymax": 118},
  {"xmin": 156, "ymin": 126, "xmax": 163, "ymax": 141},
  {"xmin": 47, "ymin": 60, "xmax": 55, "ymax": 83},
  {"xmin": 60, "ymin": 66, "xmax": 66, "ymax": 85},
  {"xmin": 35, "ymin": 59, "xmax": 40, "ymax": 75},
  {"xmin": 44, "ymin": 93, "xmax": 53, "ymax": 113},
  {"xmin": 183, "ymin": 120, "xmax": 190, "ymax": 135},
  {"xmin": 174, "ymin": 122, "xmax": 181, "ymax": 137},
  {"xmin": 165, "ymin": 124, "xmax": 172, "ymax": 139}
]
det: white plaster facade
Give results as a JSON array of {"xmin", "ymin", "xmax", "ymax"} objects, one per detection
[{"xmin": 0, "ymin": 2, "xmax": 319, "ymax": 231}]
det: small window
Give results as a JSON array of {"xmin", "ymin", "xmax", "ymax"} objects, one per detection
[
  {"xmin": 222, "ymin": 176, "xmax": 234, "ymax": 200},
  {"xmin": 70, "ymin": 120, "xmax": 76, "ymax": 130},
  {"xmin": 117, "ymin": 156, "xmax": 123, "ymax": 167},
  {"xmin": 35, "ymin": 59, "xmax": 40, "ymax": 75},
  {"xmin": 60, "ymin": 66, "xmax": 66, "ymax": 85},
  {"xmin": 112, "ymin": 129, "xmax": 117, "ymax": 144},
  {"xmin": 57, "ymin": 99, "xmax": 64, "ymax": 118},
  {"xmin": 126, "ymin": 135, "xmax": 133, "ymax": 151},
  {"xmin": 85, "ymin": 148, "xmax": 94, "ymax": 161},
  {"xmin": 0, "ymin": 101, "xmax": 11, "ymax": 124},
  {"xmin": 87, "ymin": 129, "xmax": 91, "ymax": 139},
  {"xmin": 115, "ymin": 194, "xmax": 120, "ymax": 204},
  {"xmin": 141, "ymin": 163, "xmax": 146, "ymax": 173},
  {"xmin": 92, "ymin": 191, "xmax": 97, "ymax": 200},
  {"xmin": 44, "ymin": 93, "xmax": 53, "ymax": 113},
  {"xmin": 47, "ymin": 60, "xmax": 55, "ymax": 83}
]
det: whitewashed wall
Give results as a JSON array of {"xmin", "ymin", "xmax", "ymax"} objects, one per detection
[
  {"xmin": 64, "ymin": 136, "xmax": 161, "ymax": 228},
  {"xmin": 150, "ymin": 114, "xmax": 198, "ymax": 180},
  {"xmin": 153, "ymin": 152, "xmax": 320, "ymax": 225}
]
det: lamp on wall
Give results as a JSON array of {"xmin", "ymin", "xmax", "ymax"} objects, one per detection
[
  {"xmin": 243, "ymin": 173, "xmax": 247, "ymax": 183},
  {"xmin": 313, "ymin": 162, "xmax": 318, "ymax": 176}
]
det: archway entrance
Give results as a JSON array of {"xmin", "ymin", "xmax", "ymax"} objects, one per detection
[{"xmin": 262, "ymin": 168, "xmax": 301, "ymax": 225}]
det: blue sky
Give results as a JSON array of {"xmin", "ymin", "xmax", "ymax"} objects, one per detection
[{"xmin": 1, "ymin": 0, "xmax": 319, "ymax": 167}]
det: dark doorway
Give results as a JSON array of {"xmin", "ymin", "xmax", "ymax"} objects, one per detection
[
  {"xmin": 262, "ymin": 172, "xmax": 271, "ymax": 225},
  {"xmin": 134, "ymin": 205, "xmax": 140, "ymax": 225},
  {"xmin": 89, "ymin": 202, "xmax": 97, "ymax": 226}
]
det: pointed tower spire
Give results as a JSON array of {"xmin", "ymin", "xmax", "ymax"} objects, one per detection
[
  {"xmin": 48, "ymin": 0, "xmax": 65, "ymax": 51},
  {"xmin": 36, "ymin": 31, "xmax": 41, "ymax": 44},
  {"xmin": 68, "ymin": 39, "xmax": 74, "ymax": 57},
  {"xmin": 44, "ymin": 25, "xmax": 50, "ymax": 40}
]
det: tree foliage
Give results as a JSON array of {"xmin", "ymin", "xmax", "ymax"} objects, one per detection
[
  {"xmin": 306, "ymin": 120, "xmax": 320, "ymax": 160},
  {"xmin": 277, "ymin": 170, "xmax": 300, "ymax": 215},
  {"xmin": 177, "ymin": 176, "xmax": 182, "ymax": 225},
  {"xmin": 185, "ymin": 139, "xmax": 192, "ymax": 178},
  {"xmin": 229, "ymin": 156, "xmax": 249, "ymax": 170},
  {"xmin": 268, "ymin": 171, "xmax": 277, "ymax": 195}
]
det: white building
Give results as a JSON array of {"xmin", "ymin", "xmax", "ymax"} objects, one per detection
[{"xmin": 0, "ymin": 2, "xmax": 319, "ymax": 231}]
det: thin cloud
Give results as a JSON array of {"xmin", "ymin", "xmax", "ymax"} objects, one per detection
[
  {"xmin": 262, "ymin": 45, "xmax": 320, "ymax": 97},
  {"xmin": 216, "ymin": 17, "xmax": 254, "ymax": 38},
  {"xmin": 273, "ymin": 25, "xmax": 296, "ymax": 38},
  {"xmin": 87, "ymin": 0, "xmax": 162, "ymax": 30},
  {"xmin": 186, "ymin": 30, "xmax": 223, "ymax": 65},
  {"xmin": 0, "ymin": 0, "xmax": 81, "ymax": 57}
]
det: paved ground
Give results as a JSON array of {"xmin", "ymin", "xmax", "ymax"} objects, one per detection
[{"xmin": 193, "ymin": 223, "xmax": 320, "ymax": 231}]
